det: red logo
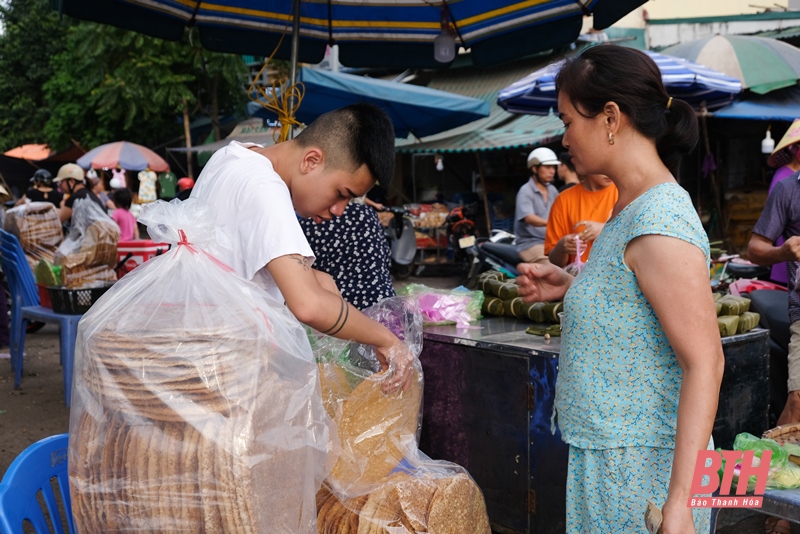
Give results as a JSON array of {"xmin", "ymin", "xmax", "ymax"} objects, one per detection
[{"xmin": 688, "ymin": 450, "xmax": 771, "ymax": 508}]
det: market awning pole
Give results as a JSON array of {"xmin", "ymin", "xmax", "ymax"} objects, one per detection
[
  {"xmin": 475, "ymin": 153, "xmax": 492, "ymax": 237},
  {"xmin": 288, "ymin": 0, "xmax": 302, "ymax": 139}
]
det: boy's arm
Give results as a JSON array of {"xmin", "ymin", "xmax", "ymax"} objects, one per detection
[{"xmin": 268, "ymin": 254, "xmax": 412, "ymax": 392}]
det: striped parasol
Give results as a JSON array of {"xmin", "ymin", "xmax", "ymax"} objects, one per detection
[
  {"xmin": 498, "ymin": 49, "xmax": 743, "ymax": 116},
  {"xmin": 663, "ymin": 35, "xmax": 800, "ymax": 95},
  {"xmin": 76, "ymin": 141, "xmax": 168, "ymax": 172}
]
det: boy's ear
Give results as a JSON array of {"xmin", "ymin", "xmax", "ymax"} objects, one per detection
[{"xmin": 300, "ymin": 147, "xmax": 324, "ymax": 174}]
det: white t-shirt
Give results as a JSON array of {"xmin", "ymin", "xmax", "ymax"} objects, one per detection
[{"xmin": 190, "ymin": 141, "xmax": 314, "ymax": 302}]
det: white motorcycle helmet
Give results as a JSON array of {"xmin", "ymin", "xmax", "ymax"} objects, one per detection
[{"xmin": 527, "ymin": 147, "xmax": 559, "ymax": 168}]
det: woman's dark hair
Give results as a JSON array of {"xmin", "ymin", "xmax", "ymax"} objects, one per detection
[
  {"xmin": 558, "ymin": 152, "xmax": 576, "ymax": 173},
  {"xmin": 555, "ymin": 44, "xmax": 698, "ymax": 173},
  {"xmin": 112, "ymin": 187, "xmax": 132, "ymax": 210}
]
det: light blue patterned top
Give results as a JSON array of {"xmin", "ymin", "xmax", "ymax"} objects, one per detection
[{"xmin": 554, "ymin": 183, "xmax": 710, "ymax": 449}]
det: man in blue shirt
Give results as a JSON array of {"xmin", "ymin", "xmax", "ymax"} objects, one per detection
[
  {"xmin": 749, "ymin": 172, "xmax": 800, "ymax": 428},
  {"xmin": 515, "ymin": 147, "xmax": 559, "ymax": 263}
]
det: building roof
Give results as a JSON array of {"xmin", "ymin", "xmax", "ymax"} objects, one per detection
[
  {"xmin": 647, "ymin": 10, "xmax": 800, "ymax": 25},
  {"xmin": 396, "ymin": 55, "xmax": 565, "ymax": 153}
]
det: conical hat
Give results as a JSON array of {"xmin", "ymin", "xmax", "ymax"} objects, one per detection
[{"xmin": 768, "ymin": 119, "xmax": 800, "ymax": 168}]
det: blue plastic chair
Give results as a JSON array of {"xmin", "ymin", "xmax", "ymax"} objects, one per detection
[
  {"xmin": 0, "ymin": 434, "xmax": 74, "ymax": 534},
  {"xmin": 0, "ymin": 230, "xmax": 82, "ymax": 405}
]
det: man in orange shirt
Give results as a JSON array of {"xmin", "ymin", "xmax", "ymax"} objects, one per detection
[{"xmin": 544, "ymin": 173, "xmax": 618, "ymax": 267}]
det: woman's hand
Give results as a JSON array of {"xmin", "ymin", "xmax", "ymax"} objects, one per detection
[
  {"xmin": 660, "ymin": 497, "xmax": 696, "ymax": 534},
  {"xmin": 515, "ymin": 262, "xmax": 574, "ymax": 303},
  {"xmin": 575, "ymin": 220, "xmax": 604, "ymax": 242}
]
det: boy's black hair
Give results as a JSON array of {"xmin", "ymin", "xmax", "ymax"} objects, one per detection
[
  {"xmin": 294, "ymin": 103, "xmax": 396, "ymax": 185},
  {"xmin": 112, "ymin": 187, "xmax": 132, "ymax": 210}
]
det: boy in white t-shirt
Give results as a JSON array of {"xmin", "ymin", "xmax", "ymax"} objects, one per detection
[{"xmin": 192, "ymin": 104, "xmax": 412, "ymax": 392}]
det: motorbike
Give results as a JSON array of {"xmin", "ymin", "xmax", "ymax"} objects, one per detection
[
  {"xmin": 381, "ymin": 206, "xmax": 416, "ymax": 280},
  {"xmin": 462, "ymin": 229, "xmax": 523, "ymax": 286}
]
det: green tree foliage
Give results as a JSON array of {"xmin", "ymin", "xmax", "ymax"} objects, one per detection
[
  {"xmin": 0, "ymin": 0, "xmax": 248, "ymax": 152},
  {"xmin": 44, "ymin": 23, "xmax": 248, "ymax": 149},
  {"xmin": 0, "ymin": 0, "xmax": 68, "ymax": 150}
]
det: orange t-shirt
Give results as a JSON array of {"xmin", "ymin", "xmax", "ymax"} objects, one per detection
[{"xmin": 544, "ymin": 183, "xmax": 619, "ymax": 264}]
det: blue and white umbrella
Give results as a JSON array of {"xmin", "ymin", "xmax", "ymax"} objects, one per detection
[{"xmin": 498, "ymin": 50, "xmax": 743, "ymax": 116}]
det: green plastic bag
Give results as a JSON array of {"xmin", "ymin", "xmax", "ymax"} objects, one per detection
[{"xmin": 720, "ymin": 433, "xmax": 800, "ymax": 491}]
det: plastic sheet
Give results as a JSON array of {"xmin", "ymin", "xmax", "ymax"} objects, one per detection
[
  {"xmin": 54, "ymin": 198, "xmax": 118, "ymax": 288},
  {"xmin": 563, "ymin": 236, "xmax": 585, "ymax": 277},
  {"xmin": 3, "ymin": 201, "xmax": 62, "ymax": 269},
  {"xmin": 397, "ymin": 284, "xmax": 483, "ymax": 328},
  {"xmin": 68, "ymin": 198, "xmax": 336, "ymax": 533},
  {"xmin": 314, "ymin": 297, "xmax": 491, "ymax": 533}
]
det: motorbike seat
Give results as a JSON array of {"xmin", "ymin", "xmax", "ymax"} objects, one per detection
[
  {"xmin": 481, "ymin": 241, "xmax": 523, "ymax": 266},
  {"xmin": 725, "ymin": 263, "xmax": 771, "ymax": 280},
  {"xmin": 748, "ymin": 290, "xmax": 791, "ymax": 352}
]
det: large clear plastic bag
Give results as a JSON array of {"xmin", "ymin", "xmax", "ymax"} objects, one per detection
[
  {"xmin": 3, "ymin": 201, "xmax": 62, "ymax": 269},
  {"xmin": 314, "ymin": 297, "xmax": 491, "ymax": 533},
  {"xmin": 68, "ymin": 198, "xmax": 337, "ymax": 533},
  {"xmin": 54, "ymin": 198, "xmax": 118, "ymax": 288}
]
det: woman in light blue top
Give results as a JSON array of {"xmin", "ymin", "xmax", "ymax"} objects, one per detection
[{"xmin": 517, "ymin": 44, "xmax": 724, "ymax": 534}]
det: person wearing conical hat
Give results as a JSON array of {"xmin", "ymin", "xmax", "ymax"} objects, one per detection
[{"xmin": 766, "ymin": 119, "xmax": 800, "ymax": 286}]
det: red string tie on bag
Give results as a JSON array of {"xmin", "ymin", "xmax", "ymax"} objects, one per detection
[{"xmin": 177, "ymin": 228, "xmax": 235, "ymax": 273}]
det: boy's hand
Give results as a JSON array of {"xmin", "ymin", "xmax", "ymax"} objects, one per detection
[{"xmin": 375, "ymin": 340, "xmax": 414, "ymax": 394}]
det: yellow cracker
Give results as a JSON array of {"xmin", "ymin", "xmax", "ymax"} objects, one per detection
[{"xmin": 331, "ymin": 368, "xmax": 422, "ymax": 494}]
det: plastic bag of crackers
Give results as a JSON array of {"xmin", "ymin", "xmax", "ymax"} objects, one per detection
[
  {"xmin": 3, "ymin": 201, "xmax": 62, "ymax": 269},
  {"xmin": 68, "ymin": 198, "xmax": 337, "ymax": 533},
  {"xmin": 54, "ymin": 198, "xmax": 119, "ymax": 288},
  {"xmin": 313, "ymin": 297, "xmax": 492, "ymax": 533}
]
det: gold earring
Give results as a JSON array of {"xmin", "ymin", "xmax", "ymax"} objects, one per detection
[{"xmin": 608, "ymin": 132, "xmax": 615, "ymax": 145}]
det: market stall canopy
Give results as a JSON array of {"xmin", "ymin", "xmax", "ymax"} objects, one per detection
[
  {"xmin": 168, "ymin": 119, "xmax": 281, "ymax": 153},
  {"xmin": 4, "ymin": 144, "xmax": 51, "ymax": 161},
  {"xmin": 77, "ymin": 141, "xmax": 169, "ymax": 172},
  {"xmin": 247, "ymin": 67, "xmax": 490, "ymax": 139},
  {"xmin": 712, "ymin": 85, "xmax": 800, "ymax": 121},
  {"xmin": 498, "ymin": 49, "xmax": 743, "ymax": 116},
  {"xmin": 663, "ymin": 35, "xmax": 800, "ymax": 95},
  {"xmin": 52, "ymin": 0, "xmax": 647, "ymax": 69},
  {"xmin": 395, "ymin": 55, "xmax": 565, "ymax": 153}
]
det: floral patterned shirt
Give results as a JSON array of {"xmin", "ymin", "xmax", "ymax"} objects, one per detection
[{"xmin": 555, "ymin": 183, "xmax": 710, "ymax": 449}]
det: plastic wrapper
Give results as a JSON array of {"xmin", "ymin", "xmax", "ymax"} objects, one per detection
[
  {"xmin": 54, "ymin": 198, "xmax": 119, "ymax": 288},
  {"xmin": 715, "ymin": 301, "xmax": 723, "ymax": 316},
  {"xmin": 720, "ymin": 433, "xmax": 800, "ymax": 491},
  {"xmin": 397, "ymin": 284, "xmax": 483, "ymax": 328},
  {"xmin": 68, "ymin": 198, "xmax": 336, "ymax": 533},
  {"xmin": 563, "ymin": 236, "xmax": 586, "ymax": 277},
  {"xmin": 313, "ymin": 297, "xmax": 491, "ymax": 533},
  {"xmin": 718, "ymin": 295, "xmax": 751, "ymax": 316},
  {"xmin": 718, "ymin": 315, "xmax": 740, "ymax": 337},
  {"xmin": 3, "ymin": 201, "xmax": 62, "ymax": 269},
  {"xmin": 736, "ymin": 311, "xmax": 761, "ymax": 334}
]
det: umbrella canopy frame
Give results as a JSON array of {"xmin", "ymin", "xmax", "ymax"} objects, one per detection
[
  {"xmin": 498, "ymin": 48, "xmax": 743, "ymax": 116},
  {"xmin": 76, "ymin": 141, "xmax": 169, "ymax": 172},
  {"xmin": 53, "ymin": 0, "xmax": 648, "ymax": 70}
]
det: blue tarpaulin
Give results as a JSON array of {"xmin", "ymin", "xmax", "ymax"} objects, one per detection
[
  {"xmin": 247, "ymin": 67, "xmax": 490, "ymax": 139},
  {"xmin": 712, "ymin": 86, "xmax": 800, "ymax": 121}
]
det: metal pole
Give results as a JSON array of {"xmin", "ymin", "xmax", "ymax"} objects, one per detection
[{"xmin": 289, "ymin": 0, "xmax": 302, "ymax": 139}]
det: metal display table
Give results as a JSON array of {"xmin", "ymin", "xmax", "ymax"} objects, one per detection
[{"xmin": 417, "ymin": 318, "xmax": 769, "ymax": 534}]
